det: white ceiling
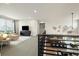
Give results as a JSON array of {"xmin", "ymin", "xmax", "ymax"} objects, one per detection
[{"xmin": 0, "ymin": 3, "xmax": 79, "ymax": 21}]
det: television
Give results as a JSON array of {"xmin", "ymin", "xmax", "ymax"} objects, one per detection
[{"xmin": 22, "ymin": 26, "xmax": 29, "ymax": 30}]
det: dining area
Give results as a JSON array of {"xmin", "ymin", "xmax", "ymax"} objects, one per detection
[{"xmin": 0, "ymin": 33, "xmax": 19, "ymax": 56}]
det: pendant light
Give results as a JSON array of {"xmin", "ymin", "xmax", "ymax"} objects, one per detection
[{"xmin": 72, "ymin": 12, "xmax": 74, "ymax": 30}]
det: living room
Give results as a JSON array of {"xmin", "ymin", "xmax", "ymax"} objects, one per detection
[
  {"xmin": 0, "ymin": 16, "xmax": 38, "ymax": 56},
  {"xmin": 0, "ymin": 3, "xmax": 79, "ymax": 56},
  {"xmin": 0, "ymin": 3, "xmax": 40, "ymax": 56}
]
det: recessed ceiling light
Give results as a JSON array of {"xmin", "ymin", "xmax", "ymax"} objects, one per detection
[{"xmin": 34, "ymin": 10, "xmax": 37, "ymax": 13}]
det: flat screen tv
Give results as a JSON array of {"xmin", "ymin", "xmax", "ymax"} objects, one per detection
[{"xmin": 22, "ymin": 26, "xmax": 29, "ymax": 30}]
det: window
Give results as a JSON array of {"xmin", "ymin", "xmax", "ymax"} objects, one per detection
[{"xmin": 0, "ymin": 18, "xmax": 14, "ymax": 33}]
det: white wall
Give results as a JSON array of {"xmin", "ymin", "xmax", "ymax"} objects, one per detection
[
  {"xmin": 19, "ymin": 20, "xmax": 38, "ymax": 36},
  {"xmin": 40, "ymin": 18, "xmax": 77, "ymax": 34},
  {"xmin": 0, "ymin": 4, "xmax": 79, "ymax": 34}
]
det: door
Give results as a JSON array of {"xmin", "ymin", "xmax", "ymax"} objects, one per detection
[{"xmin": 39, "ymin": 23, "xmax": 45, "ymax": 34}]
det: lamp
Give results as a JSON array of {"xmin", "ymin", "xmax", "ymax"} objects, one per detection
[{"xmin": 67, "ymin": 12, "xmax": 74, "ymax": 34}]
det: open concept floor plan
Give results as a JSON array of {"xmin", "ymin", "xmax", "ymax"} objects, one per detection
[{"xmin": 0, "ymin": 3, "xmax": 79, "ymax": 56}]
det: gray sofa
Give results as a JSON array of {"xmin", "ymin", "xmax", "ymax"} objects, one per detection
[{"xmin": 20, "ymin": 30, "xmax": 31, "ymax": 36}]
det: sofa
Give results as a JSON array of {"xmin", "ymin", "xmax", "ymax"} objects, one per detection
[
  {"xmin": 0, "ymin": 33, "xmax": 19, "ymax": 46},
  {"xmin": 8, "ymin": 33, "xmax": 19, "ymax": 41},
  {"xmin": 20, "ymin": 30, "xmax": 31, "ymax": 36}
]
